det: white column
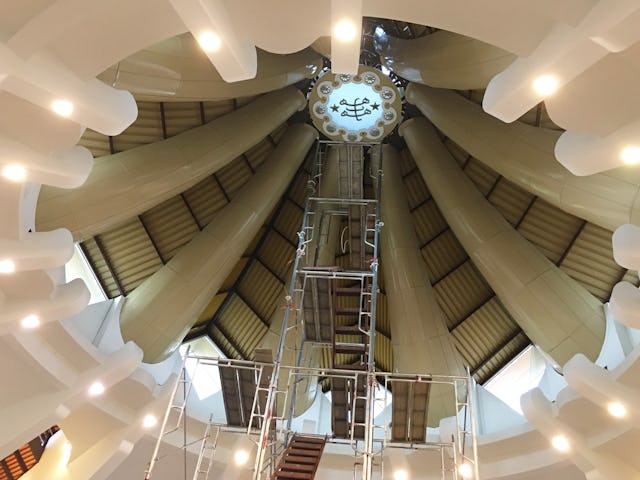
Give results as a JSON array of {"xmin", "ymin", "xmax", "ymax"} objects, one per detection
[
  {"xmin": 401, "ymin": 118, "xmax": 605, "ymax": 365},
  {"xmin": 119, "ymin": 124, "xmax": 317, "ymax": 363},
  {"xmin": 405, "ymin": 82, "xmax": 640, "ymax": 232},
  {"xmin": 380, "ymin": 144, "xmax": 466, "ymax": 424},
  {"xmin": 36, "ymin": 86, "xmax": 307, "ymax": 240}
]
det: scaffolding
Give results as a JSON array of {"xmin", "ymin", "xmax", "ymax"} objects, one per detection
[{"xmin": 143, "ymin": 140, "xmax": 480, "ymax": 480}]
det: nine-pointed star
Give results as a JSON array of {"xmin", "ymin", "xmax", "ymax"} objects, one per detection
[
  {"xmin": 371, "ymin": 103, "xmax": 380, "ymax": 110},
  {"xmin": 331, "ymin": 104, "xmax": 339, "ymax": 112}
]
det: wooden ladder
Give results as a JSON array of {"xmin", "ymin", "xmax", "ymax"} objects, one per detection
[{"xmin": 271, "ymin": 435, "xmax": 326, "ymax": 480}]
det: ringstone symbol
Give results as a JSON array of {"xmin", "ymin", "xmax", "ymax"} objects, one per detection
[
  {"xmin": 339, "ymin": 74, "xmax": 352, "ymax": 82},
  {"xmin": 339, "ymin": 97, "xmax": 372, "ymax": 121},
  {"xmin": 319, "ymin": 84, "xmax": 332, "ymax": 95},
  {"xmin": 326, "ymin": 124, "xmax": 337, "ymax": 133},
  {"xmin": 369, "ymin": 127, "xmax": 381, "ymax": 137},
  {"xmin": 347, "ymin": 133, "xmax": 358, "ymax": 142},
  {"xmin": 315, "ymin": 104, "xmax": 327, "ymax": 115},
  {"xmin": 383, "ymin": 111, "xmax": 395, "ymax": 121}
]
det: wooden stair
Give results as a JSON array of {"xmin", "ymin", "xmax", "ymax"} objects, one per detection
[
  {"xmin": 330, "ymin": 279, "xmax": 371, "ymax": 439},
  {"xmin": 271, "ymin": 435, "xmax": 326, "ymax": 480},
  {"xmin": 0, "ymin": 426, "xmax": 58, "ymax": 480}
]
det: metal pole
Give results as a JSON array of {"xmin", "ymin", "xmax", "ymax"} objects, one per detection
[
  {"xmin": 144, "ymin": 346, "xmax": 191, "ymax": 479},
  {"xmin": 252, "ymin": 141, "xmax": 321, "ymax": 479},
  {"xmin": 362, "ymin": 146, "xmax": 383, "ymax": 480},
  {"xmin": 467, "ymin": 373, "xmax": 480, "ymax": 480}
]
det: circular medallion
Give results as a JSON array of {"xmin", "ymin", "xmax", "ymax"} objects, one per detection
[{"xmin": 309, "ymin": 65, "xmax": 402, "ymax": 142}]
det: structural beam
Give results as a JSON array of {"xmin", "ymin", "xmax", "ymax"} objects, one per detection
[
  {"xmin": 405, "ymin": 83, "xmax": 640, "ymax": 232},
  {"xmin": 119, "ymin": 124, "xmax": 317, "ymax": 363},
  {"xmin": 378, "ymin": 145, "xmax": 466, "ymax": 426},
  {"xmin": 99, "ymin": 36, "xmax": 322, "ymax": 102},
  {"xmin": 376, "ymin": 30, "xmax": 514, "ymax": 90},
  {"xmin": 37, "ymin": 87, "xmax": 306, "ymax": 240},
  {"xmin": 401, "ymin": 118, "xmax": 605, "ymax": 365}
]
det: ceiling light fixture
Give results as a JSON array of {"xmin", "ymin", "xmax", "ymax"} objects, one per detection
[
  {"xmin": 393, "ymin": 470, "xmax": 408, "ymax": 480},
  {"xmin": 21, "ymin": 314, "xmax": 40, "ymax": 329},
  {"xmin": 334, "ymin": 20, "xmax": 357, "ymax": 42},
  {"xmin": 143, "ymin": 414, "xmax": 158, "ymax": 428},
  {"xmin": 607, "ymin": 402, "xmax": 627, "ymax": 418},
  {"xmin": 458, "ymin": 463, "xmax": 473, "ymax": 478},
  {"xmin": 2, "ymin": 164, "xmax": 26, "ymax": 182},
  {"xmin": 621, "ymin": 146, "xmax": 640, "ymax": 165},
  {"xmin": 88, "ymin": 381, "xmax": 105, "ymax": 396},
  {"xmin": 0, "ymin": 259, "xmax": 15, "ymax": 274},
  {"xmin": 59, "ymin": 441, "xmax": 72, "ymax": 467},
  {"xmin": 51, "ymin": 99, "xmax": 74, "ymax": 117},
  {"xmin": 532, "ymin": 75, "xmax": 559, "ymax": 96},
  {"xmin": 234, "ymin": 449, "xmax": 249, "ymax": 466},
  {"xmin": 198, "ymin": 31, "xmax": 221, "ymax": 52},
  {"xmin": 551, "ymin": 434, "xmax": 570, "ymax": 452}
]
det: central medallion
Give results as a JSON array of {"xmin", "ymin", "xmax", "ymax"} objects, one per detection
[{"xmin": 309, "ymin": 65, "xmax": 402, "ymax": 142}]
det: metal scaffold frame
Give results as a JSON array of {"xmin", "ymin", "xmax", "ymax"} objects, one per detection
[
  {"xmin": 144, "ymin": 140, "xmax": 480, "ymax": 480},
  {"xmin": 143, "ymin": 352, "xmax": 292, "ymax": 479},
  {"xmin": 281, "ymin": 366, "xmax": 479, "ymax": 480}
]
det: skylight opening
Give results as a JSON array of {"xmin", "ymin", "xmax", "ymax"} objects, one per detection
[
  {"xmin": 65, "ymin": 244, "xmax": 107, "ymax": 305},
  {"xmin": 180, "ymin": 337, "xmax": 225, "ymax": 400},
  {"xmin": 484, "ymin": 344, "xmax": 546, "ymax": 414}
]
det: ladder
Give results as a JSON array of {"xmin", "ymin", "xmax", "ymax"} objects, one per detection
[
  {"xmin": 144, "ymin": 348, "xmax": 194, "ymax": 480},
  {"xmin": 192, "ymin": 417, "xmax": 220, "ymax": 480}
]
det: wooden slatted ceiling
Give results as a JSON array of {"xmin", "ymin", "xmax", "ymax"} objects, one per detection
[{"xmin": 216, "ymin": 295, "xmax": 269, "ymax": 358}]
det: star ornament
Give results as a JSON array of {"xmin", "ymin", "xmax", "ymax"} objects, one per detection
[
  {"xmin": 371, "ymin": 103, "xmax": 380, "ymax": 110},
  {"xmin": 331, "ymin": 104, "xmax": 339, "ymax": 112}
]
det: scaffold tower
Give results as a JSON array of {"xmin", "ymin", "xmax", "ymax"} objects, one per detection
[{"xmin": 144, "ymin": 139, "xmax": 479, "ymax": 480}]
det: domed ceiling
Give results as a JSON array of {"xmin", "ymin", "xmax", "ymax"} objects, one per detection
[{"xmin": 63, "ymin": 19, "xmax": 637, "ymax": 385}]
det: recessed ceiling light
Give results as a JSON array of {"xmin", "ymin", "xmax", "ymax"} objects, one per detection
[
  {"xmin": 621, "ymin": 146, "xmax": 640, "ymax": 165},
  {"xmin": 607, "ymin": 402, "xmax": 627, "ymax": 418},
  {"xmin": 51, "ymin": 99, "xmax": 74, "ymax": 117},
  {"xmin": 198, "ymin": 31, "xmax": 221, "ymax": 52},
  {"xmin": 234, "ymin": 449, "xmax": 249, "ymax": 466},
  {"xmin": 21, "ymin": 314, "xmax": 40, "ymax": 329},
  {"xmin": 458, "ymin": 463, "xmax": 473, "ymax": 478},
  {"xmin": 143, "ymin": 414, "xmax": 158, "ymax": 428},
  {"xmin": 393, "ymin": 470, "xmax": 408, "ymax": 480},
  {"xmin": 0, "ymin": 259, "xmax": 15, "ymax": 274},
  {"xmin": 88, "ymin": 381, "xmax": 105, "ymax": 396},
  {"xmin": 334, "ymin": 20, "xmax": 357, "ymax": 42},
  {"xmin": 2, "ymin": 164, "xmax": 26, "ymax": 182},
  {"xmin": 532, "ymin": 75, "xmax": 559, "ymax": 96},
  {"xmin": 551, "ymin": 434, "xmax": 570, "ymax": 452}
]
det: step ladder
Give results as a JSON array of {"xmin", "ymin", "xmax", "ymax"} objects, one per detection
[
  {"xmin": 144, "ymin": 347, "xmax": 194, "ymax": 480},
  {"xmin": 192, "ymin": 417, "xmax": 220, "ymax": 480},
  {"xmin": 271, "ymin": 435, "xmax": 326, "ymax": 480},
  {"xmin": 331, "ymin": 275, "xmax": 372, "ymax": 441}
]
